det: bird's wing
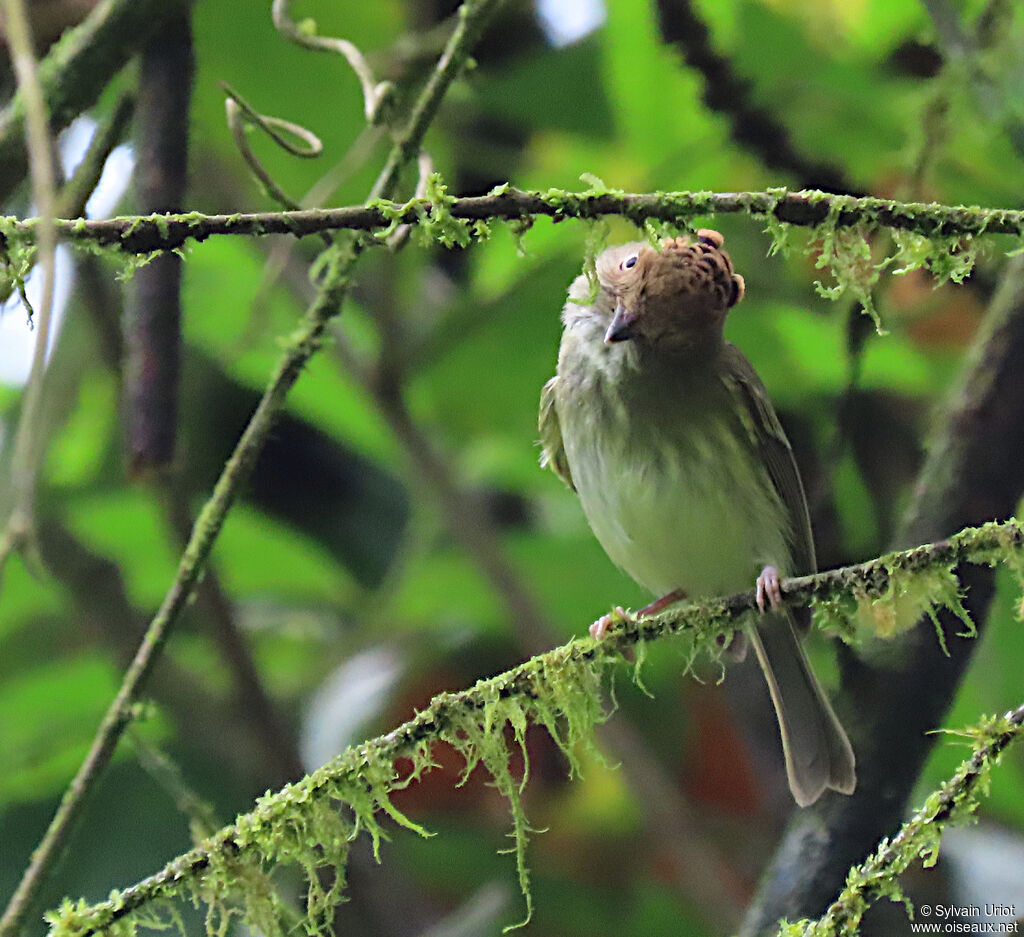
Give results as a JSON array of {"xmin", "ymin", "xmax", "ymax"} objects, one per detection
[
  {"xmin": 721, "ymin": 343, "xmax": 816, "ymax": 575},
  {"xmin": 538, "ymin": 376, "xmax": 575, "ymax": 490}
]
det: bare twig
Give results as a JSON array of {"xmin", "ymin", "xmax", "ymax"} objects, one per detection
[
  {"xmin": 921, "ymin": 0, "xmax": 1024, "ymax": 159},
  {"xmin": 161, "ymin": 485, "xmax": 305, "ymax": 788},
  {"xmin": 56, "ymin": 89, "xmax": 133, "ymax": 218},
  {"xmin": 271, "ymin": 0, "xmax": 394, "ymax": 125},
  {"xmin": 0, "ymin": 0, "xmax": 59, "ymax": 582},
  {"xmin": 128, "ymin": 730, "xmax": 220, "ymax": 839},
  {"xmin": 222, "ymin": 84, "xmax": 323, "ymax": 213},
  {"xmin": 921, "ymin": 0, "xmax": 975, "ymax": 61},
  {"xmin": 245, "ymin": 124, "xmax": 384, "ymax": 348}
]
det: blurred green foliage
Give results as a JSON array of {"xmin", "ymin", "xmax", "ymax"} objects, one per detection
[{"xmin": 3, "ymin": 0, "xmax": 1024, "ymax": 934}]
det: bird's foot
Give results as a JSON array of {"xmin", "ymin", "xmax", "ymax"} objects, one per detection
[
  {"xmin": 589, "ymin": 588, "xmax": 688, "ymax": 640},
  {"xmin": 636, "ymin": 588, "xmax": 687, "ymax": 618},
  {"xmin": 755, "ymin": 565, "xmax": 783, "ymax": 612},
  {"xmin": 590, "ymin": 606, "xmax": 630, "ymax": 640}
]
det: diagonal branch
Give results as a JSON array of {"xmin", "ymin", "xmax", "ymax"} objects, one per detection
[
  {"xmin": 0, "ymin": 0, "xmax": 60, "ymax": 579},
  {"xmin": 41, "ymin": 517, "xmax": 1024, "ymax": 937},
  {"xmin": 654, "ymin": 0, "xmax": 855, "ymax": 194},
  {"xmin": 0, "ymin": 0, "xmax": 187, "ymax": 203},
  {"xmin": 806, "ymin": 700, "xmax": 1024, "ymax": 935}
]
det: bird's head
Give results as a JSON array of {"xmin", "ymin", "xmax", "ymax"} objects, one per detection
[{"xmin": 596, "ymin": 230, "xmax": 745, "ymax": 353}]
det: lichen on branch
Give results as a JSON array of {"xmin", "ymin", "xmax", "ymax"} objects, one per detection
[
  {"xmin": 2, "ymin": 185, "xmax": 1023, "ymax": 254},
  {"xmin": 784, "ymin": 702, "xmax": 1024, "ymax": 937},
  {"xmin": 41, "ymin": 518, "xmax": 1024, "ymax": 937},
  {"xmin": 0, "ymin": 185, "xmax": 1012, "ymax": 326},
  {"xmin": 46, "ymin": 642, "xmax": 613, "ymax": 937}
]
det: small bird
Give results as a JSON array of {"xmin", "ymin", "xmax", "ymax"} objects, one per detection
[{"xmin": 538, "ymin": 230, "xmax": 856, "ymax": 807}]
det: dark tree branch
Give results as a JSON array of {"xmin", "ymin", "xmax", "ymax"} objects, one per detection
[
  {"xmin": 0, "ymin": 0, "xmax": 188, "ymax": 203},
  {"xmin": 123, "ymin": 5, "xmax": 191, "ymax": 473},
  {"xmin": 742, "ymin": 258, "xmax": 1024, "ymax": 935},
  {"xmin": 654, "ymin": 0, "xmax": 855, "ymax": 194}
]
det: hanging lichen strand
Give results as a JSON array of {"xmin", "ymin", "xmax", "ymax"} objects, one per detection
[
  {"xmin": 40, "ymin": 519, "xmax": 1024, "ymax": 937},
  {"xmin": 45, "ymin": 640, "xmax": 613, "ymax": 937}
]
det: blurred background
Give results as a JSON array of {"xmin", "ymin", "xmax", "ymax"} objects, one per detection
[{"xmin": 2, "ymin": 0, "xmax": 1024, "ymax": 935}]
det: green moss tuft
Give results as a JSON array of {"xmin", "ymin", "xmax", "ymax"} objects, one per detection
[
  {"xmin": 506, "ymin": 214, "xmax": 534, "ymax": 256},
  {"xmin": 856, "ymin": 563, "xmax": 971, "ymax": 649},
  {"xmin": 0, "ymin": 215, "xmax": 38, "ymax": 322},
  {"xmin": 411, "ymin": 173, "xmax": 477, "ymax": 249},
  {"xmin": 890, "ymin": 229, "xmax": 979, "ymax": 286},
  {"xmin": 580, "ymin": 217, "xmax": 610, "ymax": 294}
]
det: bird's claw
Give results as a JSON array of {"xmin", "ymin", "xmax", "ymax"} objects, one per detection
[
  {"xmin": 590, "ymin": 606, "xmax": 630, "ymax": 640},
  {"xmin": 755, "ymin": 565, "xmax": 783, "ymax": 612}
]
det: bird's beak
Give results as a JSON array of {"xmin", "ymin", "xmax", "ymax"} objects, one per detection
[{"xmin": 604, "ymin": 301, "xmax": 638, "ymax": 343}]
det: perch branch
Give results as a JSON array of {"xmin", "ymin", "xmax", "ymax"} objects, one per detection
[
  {"xmin": 6, "ymin": 187, "xmax": 1024, "ymax": 253},
  {"xmin": 43, "ymin": 517, "xmax": 1024, "ymax": 937},
  {"xmin": 334, "ymin": 320, "xmax": 741, "ymax": 925}
]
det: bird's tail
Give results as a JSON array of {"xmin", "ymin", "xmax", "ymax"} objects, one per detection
[{"xmin": 747, "ymin": 614, "xmax": 856, "ymax": 807}]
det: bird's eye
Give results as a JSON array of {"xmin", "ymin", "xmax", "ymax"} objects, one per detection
[{"xmin": 621, "ymin": 255, "xmax": 638, "ymax": 270}]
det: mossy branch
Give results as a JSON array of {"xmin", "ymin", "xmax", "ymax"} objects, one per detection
[
  {"xmin": 43, "ymin": 517, "xmax": 1024, "ymax": 937},
  {"xmin": 788, "ymin": 700, "xmax": 1024, "ymax": 936},
  {"xmin": 5, "ymin": 187, "xmax": 1024, "ymax": 254}
]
